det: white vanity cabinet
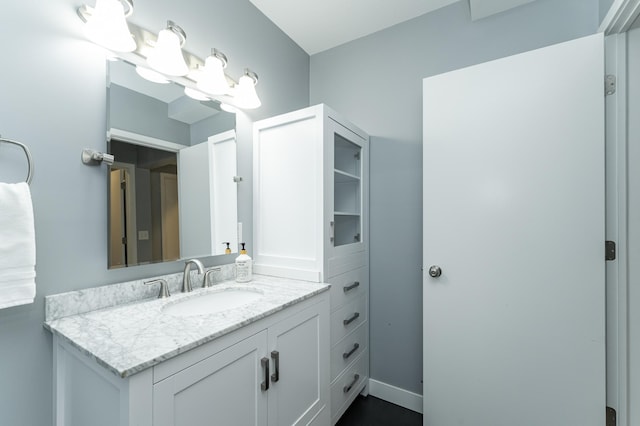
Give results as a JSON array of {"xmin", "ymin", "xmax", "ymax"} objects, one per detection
[
  {"xmin": 253, "ymin": 104, "xmax": 369, "ymax": 424},
  {"xmin": 53, "ymin": 292, "xmax": 329, "ymax": 426}
]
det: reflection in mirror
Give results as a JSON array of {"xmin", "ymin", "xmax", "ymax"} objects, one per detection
[{"xmin": 107, "ymin": 59, "xmax": 238, "ymax": 269}]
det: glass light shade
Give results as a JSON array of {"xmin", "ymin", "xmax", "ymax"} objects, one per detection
[
  {"xmin": 135, "ymin": 66, "xmax": 169, "ymax": 84},
  {"xmin": 234, "ymin": 74, "xmax": 261, "ymax": 109},
  {"xmin": 197, "ymin": 55, "xmax": 229, "ymax": 95},
  {"xmin": 146, "ymin": 28, "xmax": 189, "ymax": 76},
  {"xmin": 220, "ymin": 103, "xmax": 239, "ymax": 114},
  {"xmin": 184, "ymin": 87, "xmax": 210, "ymax": 101},
  {"xmin": 84, "ymin": 0, "xmax": 136, "ymax": 52}
]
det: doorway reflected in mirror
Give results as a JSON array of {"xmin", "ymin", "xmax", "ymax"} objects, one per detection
[{"xmin": 108, "ymin": 141, "xmax": 179, "ymax": 268}]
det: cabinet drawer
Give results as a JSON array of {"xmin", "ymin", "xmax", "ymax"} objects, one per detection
[
  {"xmin": 330, "ymin": 295, "xmax": 367, "ymax": 345},
  {"xmin": 330, "ymin": 349, "xmax": 369, "ymax": 423},
  {"xmin": 330, "ymin": 321, "xmax": 368, "ymax": 382},
  {"xmin": 328, "ymin": 267, "xmax": 368, "ymax": 311}
]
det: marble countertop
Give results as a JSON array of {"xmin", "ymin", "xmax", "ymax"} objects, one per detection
[{"xmin": 45, "ymin": 275, "xmax": 329, "ymax": 378}]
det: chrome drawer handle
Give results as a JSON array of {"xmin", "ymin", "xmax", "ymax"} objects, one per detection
[
  {"xmin": 343, "ymin": 312, "xmax": 360, "ymax": 326},
  {"xmin": 342, "ymin": 343, "xmax": 360, "ymax": 360},
  {"xmin": 260, "ymin": 357, "xmax": 269, "ymax": 391},
  {"xmin": 343, "ymin": 374, "xmax": 360, "ymax": 393},
  {"xmin": 343, "ymin": 281, "xmax": 360, "ymax": 293}
]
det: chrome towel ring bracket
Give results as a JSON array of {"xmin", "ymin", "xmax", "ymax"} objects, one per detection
[{"xmin": 0, "ymin": 136, "xmax": 33, "ymax": 185}]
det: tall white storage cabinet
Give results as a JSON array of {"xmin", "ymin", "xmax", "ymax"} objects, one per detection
[{"xmin": 253, "ymin": 104, "xmax": 369, "ymax": 424}]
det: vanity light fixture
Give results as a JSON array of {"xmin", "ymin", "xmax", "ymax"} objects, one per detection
[
  {"xmin": 184, "ymin": 87, "xmax": 210, "ymax": 101},
  {"xmin": 78, "ymin": 0, "xmax": 136, "ymax": 53},
  {"xmin": 135, "ymin": 66, "xmax": 170, "ymax": 84},
  {"xmin": 146, "ymin": 21, "xmax": 189, "ymax": 77},
  {"xmin": 76, "ymin": 2, "xmax": 263, "ymax": 110},
  {"xmin": 233, "ymin": 69, "xmax": 262, "ymax": 109},
  {"xmin": 197, "ymin": 49, "xmax": 229, "ymax": 95}
]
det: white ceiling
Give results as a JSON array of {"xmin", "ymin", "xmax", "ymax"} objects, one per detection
[{"xmin": 250, "ymin": 0, "xmax": 538, "ymax": 55}]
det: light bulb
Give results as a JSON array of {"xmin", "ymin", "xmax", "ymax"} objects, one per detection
[
  {"xmin": 84, "ymin": 0, "xmax": 135, "ymax": 52},
  {"xmin": 146, "ymin": 23, "xmax": 189, "ymax": 76}
]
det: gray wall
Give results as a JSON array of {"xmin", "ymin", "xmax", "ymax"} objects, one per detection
[
  {"xmin": 310, "ymin": 0, "xmax": 599, "ymax": 395},
  {"xmin": 110, "ymin": 84, "xmax": 237, "ymax": 146},
  {"xmin": 0, "ymin": 0, "xmax": 308, "ymax": 424},
  {"xmin": 110, "ymin": 85, "xmax": 191, "ymax": 145}
]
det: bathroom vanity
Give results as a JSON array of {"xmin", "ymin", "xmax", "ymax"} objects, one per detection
[{"xmin": 46, "ymin": 273, "xmax": 330, "ymax": 426}]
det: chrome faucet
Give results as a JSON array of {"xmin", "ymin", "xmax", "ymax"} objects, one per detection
[{"xmin": 182, "ymin": 259, "xmax": 204, "ymax": 292}]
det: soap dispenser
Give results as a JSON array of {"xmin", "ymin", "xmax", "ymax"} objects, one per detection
[
  {"xmin": 223, "ymin": 242, "xmax": 231, "ymax": 254},
  {"xmin": 235, "ymin": 243, "xmax": 252, "ymax": 283}
]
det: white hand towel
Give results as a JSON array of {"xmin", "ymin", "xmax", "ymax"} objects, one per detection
[{"xmin": 0, "ymin": 182, "xmax": 36, "ymax": 309}]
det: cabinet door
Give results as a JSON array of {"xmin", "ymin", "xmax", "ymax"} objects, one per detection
[
  {"xmin": 326, "ymin": 117, "xmax": 368, "ymax": 260},
  {"xmin": 253, "ymin": 107, "xmax": 325, "ymax": 282},
  {"xmin": 153, "ymin": 331, "xmax": 269, "ymax": 426},
  {"xmin": 268, "ymin": 304, "xmax": 329, "ymax": 426}
]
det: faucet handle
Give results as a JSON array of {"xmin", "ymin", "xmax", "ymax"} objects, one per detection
[
  {"xmin": 145, "ymin": 279, "xmax": 170, "ymax": 298},
  {"xmin": 203, "ymin": 268, "xmax": 221, "ymax": 288}
]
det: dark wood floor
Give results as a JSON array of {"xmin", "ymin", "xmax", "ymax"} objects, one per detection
[{"xmin": 336, "ymin": 396, "xmax": 422, "ymax": 426}]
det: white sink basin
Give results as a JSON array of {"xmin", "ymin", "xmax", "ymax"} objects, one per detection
[{"xmin": 163, "ymin": 288, "xmax": 263, "ymax": 317}]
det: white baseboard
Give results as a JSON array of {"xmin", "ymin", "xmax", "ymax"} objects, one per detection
[{"xmin": 368, "ymin": 379, "xmax": 423, "ymax": 414}]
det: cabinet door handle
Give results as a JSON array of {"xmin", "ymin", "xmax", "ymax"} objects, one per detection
[
  {"xmin": 260, "ymin": 357, "xmax": 269, "ymax": 391},
  {"xmin": 342, "ymin": 343, "xmax": 360, "ymax": 360},
  {"xmin": 343, "ymin": 281, "xmax": 360, "ymax": 293},
  {"xmin": 343, "ymin": 374, "xmax": 360, "ymax": 393},
  {"xmin": 330, "ymin": 221, "xmax": 335, "ymax": 243},
  {"xmin": 343, "ymin": 312, "xmax": 360, "ymax": 326},
  {"xmin": 270, "ymin": 350, "xmax": 280, "ymax": 383}
]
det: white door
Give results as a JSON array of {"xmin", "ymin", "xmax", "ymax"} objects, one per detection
[{"xmin": 422, "ymin": 34, "xmax": 605, "ymax": 425}]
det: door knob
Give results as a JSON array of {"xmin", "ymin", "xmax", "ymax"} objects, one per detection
[{"xmin": 428, "ymin": 265, "xmax": 442, "ymax": 278}]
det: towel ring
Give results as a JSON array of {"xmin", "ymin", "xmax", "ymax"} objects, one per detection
[{"xmin": 0, "ymin": 137, "xmax": 33, "ymax": 185}]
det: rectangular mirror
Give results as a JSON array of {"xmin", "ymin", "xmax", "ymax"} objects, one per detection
[{"xmin": 107, "ymin": 59, "xmax": 238, "ymax": 269}]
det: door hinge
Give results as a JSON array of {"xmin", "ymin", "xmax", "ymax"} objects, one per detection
[
  {"xmin": 122, "ymin": 237, "xmax": 127, "ymax": 245},
  {"xmin": 606, "ymin": 406, "xmax": 616, "ymax": 426},
  {"xmin": 606, "ymin": 241, "xmax": 616, "ymax": 261},
  {"xmin": 605, "ymin": 75, "xmax": 616, "ymax": 96}
]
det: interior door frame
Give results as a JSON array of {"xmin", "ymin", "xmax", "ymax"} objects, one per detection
[
  {"xmin": 111, "ymin": 161, "xmax": 138, "ymax": 267},
  {"xmin": 159, "ymin": 172, "xmax": 179, "ymax": 261},
  {"xmin": 601, "ymin": 1, "xmax": 639, "ymax": 424}
]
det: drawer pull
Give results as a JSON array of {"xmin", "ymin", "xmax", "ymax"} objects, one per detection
[
  {"xmin": 343, "ymin": 312, "xmax": 360, "ymax": 326},
  {"xmin": 342, "ymin": 343, "xmax": 360, "ymax": 360},
  {"xmin": 260, "ymin": 357, "xmax": 269, "ymax": 391},
  {"xmin": 343, "ymin": 281, "xmax": 360, "ymax": 293},
  {"xmin": 343, "ymin": 374, "xmax": 360, "ymax": 393},
  {"xmin": 270, "ymin": 350, "xmax": 280, "ymax": 383}
]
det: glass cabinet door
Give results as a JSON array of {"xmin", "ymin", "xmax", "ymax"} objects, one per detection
[{"xmin": 332, "ymin": 126, "xmax": 364, "ymax": 248}]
